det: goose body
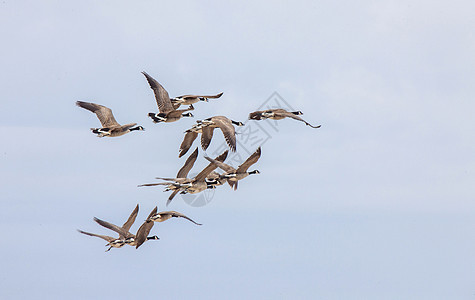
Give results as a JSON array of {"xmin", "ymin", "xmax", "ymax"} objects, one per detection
[
  {"xmin": 248, "ymin": 108, "xmax": 320, "ymax": 128},
  {"xmin": 142, "ymin": 71, "xmax": 194, "ymax": 123},
  {"xmin": 76, "ymin": 101, "xmax": 144, "ymax": 137},
  {"xmin": 148, "ymin": 211, "xmax": 202, "ymax": 225},
  {"xmin": 93, "ymin": 205, "xmax": 159, "ymax": 247},
  {"xmin": 77, "ymin": 230, "xmax": 126, "ymax": 251},
  {"xmin": 171, "ymin": 92, "xmax": 223, "ymax": 109},
  {"xmin": 205, "ymin": 147, "xmax": 261, "ymax": 190}
]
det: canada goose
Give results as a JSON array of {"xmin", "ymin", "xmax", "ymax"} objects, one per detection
[
  {"xmin": 142, "ymin": 71, "xmax": 194, "ymax": 123},
  {"xmin": 148, "ymin": 210, "xmax": 202, "ymax": 226},
  {"xmin": 93, "ymin": 205, "xmax": 159, "ymax": 247},
  {"xmin": 76, "ymin": 101, "xmax": 144, "ymax": 137},
  {"xmin": 205, "ymin": 147, "xmax": 261, "ymax": 190},
  {"xmin": 77, "ymin": 229, "xmax": 126, "ymax": 252},
  {"xmin": 249, "ymin": 108, "xmax": 320, "ymax": 128},
  {"xmin": 138, "ymin": 147, "xmax": 199, "ymax": 194},
  {"xmin": 142, "ymin": 150, "xmax": 228, "ymax": 206},
  {"xmin": 178, "ymin": 116, "xmax": 243, "ymax": 156},
  {"xmin": 135, "ymin": 206, "xmax": 159, "ymax": 249},
  {"xmin": 171, "ymin": 92, "xmax": 223, "ymax": 109}
]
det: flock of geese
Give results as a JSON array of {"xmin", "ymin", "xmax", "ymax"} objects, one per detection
[{"xmin": 77, "ymin": 71, "xmax": 321, "ymax": 251}]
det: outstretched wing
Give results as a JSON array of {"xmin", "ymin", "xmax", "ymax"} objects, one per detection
[
  {"xmin": 179, "ymin": 132, "xmax": 199, "ymax": 158},
  {"xmin": 177, "ymin": 148, "xmax": 198, "ymax": 178},
  {"xmin": 167, "ymin": 211, "xmax": 202, "ymax": 225},
  {"xmin": 77, "ymin": 229, "xmax": 116, "ymax": 242},
  {"xmin": 76, "ymin": 101, "xmax": 120, "ymax": 127},
  {"xmin": 122, "ymin": 204, "xmax": 139, "ymax": 232},
  {"xmin": 141, "ymin": 71, "xmax": 174, "ymax": 113},
  {"xmin": 194, "ymin": 150, "xmax": 228, "ymax": 182},
  {"xmin": 94, "ymin": 217, "xmax": 131, "ymax": 239},
  {"xmin": 135, "ymin": 207, "xmax": 158, "ymax": 249},
  {"xmin": 236, "ymin": 147, "xmax": 261, "ymax": 173},
  {"xmin": 275, "ymin": 109, "xmax": 321, "ymax": 128}
]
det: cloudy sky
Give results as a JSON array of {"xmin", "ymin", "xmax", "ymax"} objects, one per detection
[{"xmin": 1, "ymin": 0, "xmax": 474, "ymax": 299}]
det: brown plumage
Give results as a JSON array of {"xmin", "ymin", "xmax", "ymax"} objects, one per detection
[
  {"xmin": 204, "ymin": 147, "xmax": 261, "ymax": 190},
  {"xmin": 142, "ymin": 71, "xmax": 194, "ymax": 123},
  {"xmin": 76, "ymin": 101, "xmax": 144, "ymax": 137},
  {"xmin": 171, "ymin": 92, "xmax": 223, "ymax": 109},
  {"xmin": 248, "ymin": 108, "xmax": 320, "ymax": 128}
]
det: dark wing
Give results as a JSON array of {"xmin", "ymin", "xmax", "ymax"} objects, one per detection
[
  {"xmin": 166, "ymin": 105, "xmax": 194, "ymax": 118},
  {"xmin": 167, "ymin": 211, "xmax": 202, "ymax": 225},
  {"xmin": 122, "ymin": 204, "xmax": 139, "ymax": 232},
  {"xmin": 166, "ymin": 189, "xmax": 181, "ymax": 206},
  {"xmin": 179, "ymin": 132, "xmax": 198, "ymax": 158},
  {"xmin": 274, "ymin": 109, "xmax": 321, "ymax": 128},
  {"xmin": 94, "ymin": 217, "xmax": 131, "ymax": 239},
  {"xmin": 236, "ymin": 147, "xmax": 261, "ymax": 173},
  {"xmin": 177, "ymin": 148, "xmax": 198, "ymax": 178},
  {"xmin": 76, "ymin": 101, "xmax": 120, "ymax": 127},
  {"xmin": 77, "ymin": 229, "xmax": 116, "ymax": 242},
  {"xmin": 194, "ymin": 150, "xmax": 228, "ymax": 182},
  {"xmin": 200, "ymin": 126, "xmax": 215, "ymax": 150},
  {"xmin": 135, "ymin": 207, "xmax": 158, "ymax": 249},
  {"xmin": 141, "ymin": 71, "xmax": 174, "ymax": 113},
  {"xmin": 203, "ymin": 156, "xmax": 235, "ymax": 173},
  {"xmin": 212, "ymin": 117, "xmax": 237, "ymax": 152}
]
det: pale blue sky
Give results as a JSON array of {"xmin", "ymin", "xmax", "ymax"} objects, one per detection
[{"xmin": 1, "ymin": 0, "xmax": 474, "ymax": 299}]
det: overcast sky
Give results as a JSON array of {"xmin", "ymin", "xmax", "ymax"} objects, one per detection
[{"xmin": 1, "ymin": 0, "xmax": 474, "ymax": 299}]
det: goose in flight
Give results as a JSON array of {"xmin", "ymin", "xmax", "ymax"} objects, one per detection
[
  {"xmin": 205, "ymin": 147, "xmax": 261, "ymax": 190},
  {"xmin": 148, "ymin": 210, "xmax": 202, "ymax": 226},
  {"xmin": 249, "ymin": 108, "xmax": 320, "ymax": 128},
  {"xmin": 179, "ymin": 116, "xmax": 243, "ymax": 157},
  {"xmin": 76, "ymin": 101, "xmax": 144, "ymax": 137},
  {"xmin": 171, "ymin": 92, "xmax": 223, "ymax": 109},
  {"xmin": 142, "ymin": 71, "xmax": 194, "ymax": 123}
]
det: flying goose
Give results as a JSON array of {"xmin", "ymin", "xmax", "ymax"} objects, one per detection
[
  {"xmin": 93, "ymin": 205, "xmax": 159, "ymax": 247},
  {"xmin": 178, "ymin": 116, "xmax": 243, "ymax": 157},
  {"xmin": 142, "ymin": 150, "xmax": 228, "ymax": 206},
  {"xmin": 248, "ymin": 108, "xmax": 321, "ymax": 128},
  {"xmin": 204, "ymin": 147, "xmax": 261, "ymax": 190},
  {"xmin": 171, "ymin": 92, "xmax": 223, "ymax": 109},
  {"xmin": 148, "ymin": 210, "xmax": 202, "ymax": 226},
  {"xmin": 76, "ymin": 101, "xmax": 144, "ymax": 137},
  {"xmin": 135, "ymin": 206, "xmax": 159, "ymax": 249},
  {"xmin": 77, "ymin": 229, "xmax": 126, "ymax": 252},
  {"xmin": 142, "ymin": 71, "xmax": 194, "ymax": 123}
]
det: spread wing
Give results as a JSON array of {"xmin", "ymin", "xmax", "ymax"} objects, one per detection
[
  {"xmin": 194, "ymin": 150, "xmax": 228, "ymax": 182},
  {"xmin": 94, "ymin": 217, "xmax": 132, "ymax": 239},
  {"xmin": 166, "ymin": 211, "xmax": 202, "ymax": 225},
  {"xmin": 76, "ymin": 101, "xmax": 120, "ymax": 127},
  {"xmin": 141, "ymin": 71, "xmax": 174, "ymax": 113},
  {"xmin": 274, "ymin": 109, "xmax": 321, "ymax": 128},
  {"xmin": 166, "ymin": 189, "xmax": 182, "ymax": 206},
  {"xmin": 213, "ymin": 117, "xmax": 237, "ymax": 152},
  {"xmin": 236, "ymin": 147, "xmax": 261, "ymax": 173},
  {"xmin": 200, "ymin": 126, "xmax": 215, "ymax": 150},
  {"xmin": 177, "ymin": 148, "xmax": 198, "ymax": 178},
  {"xmin": 203, "ymin": 156, "xmax": 235, "ymax": 173},
  {"xmin": 77, "ymin": 229, "xmax": 116, "ymax": 242},
  {"xmin": 122, "ymin": 204, "xmax": 139, "ymax": 232},
  {"xmin": 135, "ymin": 206, "xmax": 158, "ymax": 249},
  {"xmin": 179, "ymin": 131, "xmax": 199, "ymax": 158}
]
